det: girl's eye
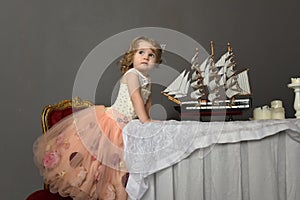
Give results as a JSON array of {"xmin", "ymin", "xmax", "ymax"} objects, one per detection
[
  {"xmin": 138, "ymin": 50, "xmax": 144, "ymax": 55},
  {"xmin": 149, "ymin": 53, "xmax": 155, "ymax": 58}
]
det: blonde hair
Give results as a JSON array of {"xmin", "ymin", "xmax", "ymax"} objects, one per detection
[{"xmin": 120, "ymin": 36, "xmax": 162, "ymax": 74}]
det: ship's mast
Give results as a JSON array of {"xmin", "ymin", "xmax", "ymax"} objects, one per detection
[
  {"xmin": 210, "ymin": 41, "xmax": 215, "ymax": 62},
  {"xmin": 210, "ymin": 41, "xmax": 218, "ymax": 81},
  {"xmin": 227, "ymin": 42, "xmax": 232, "ymax": 52}
]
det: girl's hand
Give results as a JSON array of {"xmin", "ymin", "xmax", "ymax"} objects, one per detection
[
  {"xmin": 150, "ymin": 119, "xmax": 161, "ymax": 123},
  {"xmin": 142, "ymin": 119, "xmax": 161, "ymax": 123}
]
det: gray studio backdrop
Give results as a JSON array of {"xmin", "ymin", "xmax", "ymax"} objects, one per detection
[{"xmin": 1, "ymin": 0, "xmax": 299, "ymax": 199}]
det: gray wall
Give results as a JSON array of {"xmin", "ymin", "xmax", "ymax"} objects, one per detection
[{"xmin": 1, "ymin": 0, "xmax": 299, "ymax": 199}]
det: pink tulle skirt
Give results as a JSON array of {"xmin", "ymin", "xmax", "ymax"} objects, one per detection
[{"xmin": 33, "ymin": 105, "xmax": 130, "ymax": 200}]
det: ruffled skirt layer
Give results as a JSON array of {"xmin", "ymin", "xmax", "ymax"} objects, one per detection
[{"xmin": 33, "ymin": 106, "xmax": 129, "ymax": 200}]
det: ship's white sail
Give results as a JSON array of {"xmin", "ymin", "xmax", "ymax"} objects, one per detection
[
  {"xmin": 203, "ymin": 62, "xmax": 213, "ymax": 86},
  {"xmin": 217, "ymin": 65, "xmax": 226, "ymax": 75},
  {"xmin": 235, "ymin": 69, "xmax": 251, "ymax": 95},
  {"xmin": 163, "ymin": 70, "xmax": 190, "ymax": 98},
  {"xmin": 190, "ymin": 89, "xmax": 204, "ymax": 99},
  {"xmin": 215, "ymin": 51, "xmax": 232, "ymax": 67},
  {"xmin": 190, "ymin": 50, "xmax": 199, "ymax": 71},
  {"xmin": 199, "ymin": 56, "xmax": 211, "ymax": 72},
  {"xmin": 191, "ymin": 56, "xmax": 211, "ymax": 81},
  {"xmin": 226, "ymin": 65, "xmax": 235, "ymax": 77},
  {"xmin": 163, "ymin": 70, "xmax": 186, "ymax": 94},
  {"xmin": 161, "ymin": 42, "xmax": 251, "ymax": 106},
  {"xmin": 224, "ymin": 56, "xmax": 235, "ymax": 68},
  {"xmin": 191, "ymin": 71, "xmax": 199, "ymax": 81},
  {"xmin": 207, "ymin": 78, "xmax": 218, "ymax": 91},
  {"xmin": 191, "ymin": 80, "xmax": 202, "ymax": 89},
  {"xmin": 174, "ymin": 71, "xmax": 190, "ymax": 98},
  {"xmin": 208, "ymin": 92, "xmax": 220, "ymax": 102},
  {"xmin": 225, "ymin": 69, "xmax": 251, "ymax": 98},
  {"xmin": 218, "ymin": 74, "xmax": 227, "ymax": 86}
]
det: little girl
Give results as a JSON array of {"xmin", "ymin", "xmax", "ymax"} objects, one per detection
[{"xmin": 33, "ymin": 36, "xmax": 162, "ymax": 200}]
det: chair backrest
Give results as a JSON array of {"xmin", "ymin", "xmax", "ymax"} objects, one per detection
[
  {"xmin": 41, "ymin": 97, "xmax": 93, "ymax": 190},
  {"xmin": 27, "ymin": 97, "xmax": 93, "ymax": 199},
  {"xmin": 41, "ymin": 97, "xmax": 93, "ymax": 133}
]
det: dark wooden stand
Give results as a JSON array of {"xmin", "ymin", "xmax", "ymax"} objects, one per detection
[{"xmin": 175, "ymin": 106, "xmax": 245, "ymax": 121}]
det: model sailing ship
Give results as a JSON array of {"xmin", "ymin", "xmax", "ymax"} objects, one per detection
[{"xmin": 162, "ymin": 41, "xmax": 251, "ymax": 112}]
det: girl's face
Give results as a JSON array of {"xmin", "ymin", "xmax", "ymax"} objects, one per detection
[{"xmin": 133, "ymin": 41, "xmax": 157, "ymax": 75}]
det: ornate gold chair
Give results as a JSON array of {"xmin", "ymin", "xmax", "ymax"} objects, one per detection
[
  {"xmin": 41, "ymin": 97, "xmax": 94, "ymax": 134},
  {"xmin": 26, "ymin": 97, "xmax": 93, "ymax": 200}
]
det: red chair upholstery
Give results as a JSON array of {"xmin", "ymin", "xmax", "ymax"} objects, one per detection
[
  {"xmin": 26, "ymin": 190, "xmax": 72, "ymax": 200},
  {"xmin": 41, "ymin": 97, "xmax": 93, "ymax": 134},
  {"xmin": 26, "ymin": 97, "xmax": 93, "ymax": 200}
]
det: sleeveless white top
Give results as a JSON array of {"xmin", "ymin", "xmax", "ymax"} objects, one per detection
[{"xmin": 110, "ymin": 68, "xmax": 151, "ymax": 118}]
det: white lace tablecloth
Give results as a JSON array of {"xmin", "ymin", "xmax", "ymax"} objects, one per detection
[{"xmin": 122, "ymin": 119, "xmax": 300, "ymax": 200}]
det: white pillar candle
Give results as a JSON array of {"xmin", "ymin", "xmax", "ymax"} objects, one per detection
[
  {"xmin": 253, "ymin": 106, "xmax": 271, "ymax": 120},
  {"xmin": 270, "ymin": 100, "xmax": 285, "ymax": 119},
  {"xmin": 271, "ymin": 100, "xmax": 283, "ymax": 109}
]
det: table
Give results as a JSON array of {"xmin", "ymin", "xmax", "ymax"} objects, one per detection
[{"xmin": 123, "ymin": 119, "xmax": 300, "ymax": 200}]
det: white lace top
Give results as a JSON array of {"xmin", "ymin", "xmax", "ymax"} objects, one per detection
[{"xmin": 110, "ymin": 68, "xmax": 151, "ymax": 118}]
